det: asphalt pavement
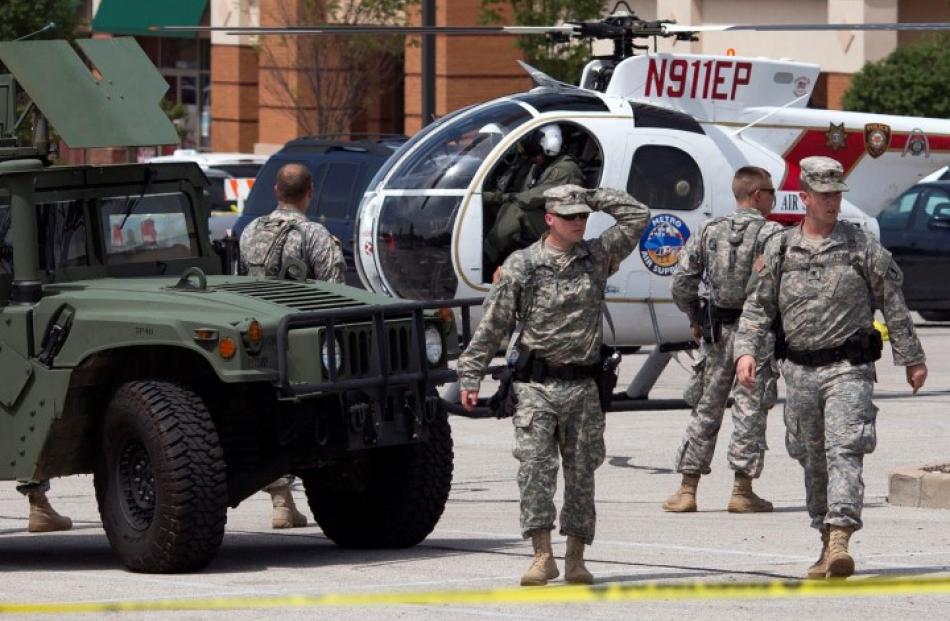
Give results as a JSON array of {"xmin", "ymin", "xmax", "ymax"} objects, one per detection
[{"xmin": 2, "ymin": 317, "xmax": 950, "ymax": 620}]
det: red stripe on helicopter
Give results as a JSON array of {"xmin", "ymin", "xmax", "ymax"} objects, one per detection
[{"xmin": 780, "ymin": 130, "xmax": 950, "ymax": 191}]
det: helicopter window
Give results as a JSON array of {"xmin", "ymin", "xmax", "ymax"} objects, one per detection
[
  {"xmin": 376, "ymin": 195, "xmax": 460, "ymax": 300},
  {"xmin": 367, "ymin": 105, "xmax": 475, "ymax": 192},
  {"xmin": 37, "ymin": 200, "xmax": 88, "ymax": 272},
  {"xmin": 99, "ymin": 193, "xmax": 199, "ymax": 265},
  {"xmin": 630, "ymin": 103, "xmax": 704, "ymax": 135},
  {"xmin": 386, "ymin": 102, "xmax": 531, "ymax": 191},
  {"xmin": 627, "ymin": 146, "xmax": 704, "ymax": 211},
  {"xmin": 512, "ymin": 92, "xmax": 610, "ymax": 113}
]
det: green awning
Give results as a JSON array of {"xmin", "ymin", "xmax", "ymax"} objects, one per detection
[{"xmin": 92, "ymin": 0, "xmax": 209, "ymax": 38}]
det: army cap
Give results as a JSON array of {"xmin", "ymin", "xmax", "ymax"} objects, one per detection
[
  {"xmin": 800, "ymin": 156, "xmax": 849, "ymax": 192},
  {"xmin": 543, "ymin": 184, "xmax": 592, "ymax": 215}
]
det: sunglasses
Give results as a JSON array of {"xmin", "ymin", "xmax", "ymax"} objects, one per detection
[
  {"xmin": 756, "ymin": 187, "xmax": 776, "ymax": 194},
  {"xmin": 554, "ymin": 212, "xmax": 590, "ymax": 221}
]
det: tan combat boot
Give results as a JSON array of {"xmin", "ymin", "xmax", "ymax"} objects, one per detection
[
  {"xmin": 27, "ymin": 491, "xmax": 73, "ymax": 533},
  {"xmin": 564, "ymin": 535, "xmax": 594, "ymax": 584},
  {"xmin": 727, "ymin": 472, "xmax": 774, "ymax": 513},
  {"xmin": 662, "ymin": 474, "xmax": 699, "ymax": 512},
  {"xmin": 520, "ymin": 530, "xmax": 559, "ymax": 586},
  {"xmin": 269, "ymin": 484, "xmax": 308, "ymax": 529},
  {"xmin": 827, "ymin": 526, "xmax": 855, "ymax": 578},
  {"xmin": 806, "ymin": 528, "xmax": 830, "ymax": 580}
]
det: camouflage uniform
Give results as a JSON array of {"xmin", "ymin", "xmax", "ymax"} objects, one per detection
[
  {"xmin": 735, "ymin": 219, "xmax": 925, "ymax": 531},
  {"xmin": 671, "ymin": 209, "xmax": 783, "ymax": 478},
  {"xmin": 484, "ymin": 154, "xmax": 586, "ymax": 265},
  {"xmin": 240, "ymin": 205, "xmax": 345, "ymax": 283},
  {"xmin": 459, "ymin": 187, "xmax": 650, "ymax": 543}
]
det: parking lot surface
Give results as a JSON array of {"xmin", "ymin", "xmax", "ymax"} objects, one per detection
[{"xmin": 2, "ymin": 319, "xmax": 950, "ymax": 620}]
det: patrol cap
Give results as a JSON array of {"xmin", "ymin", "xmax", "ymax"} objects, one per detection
[
  {"xmin": 543, "ymin": 184, "xmax": 592, "ymax": 216},
  {"xmin": 799, "ymin": 156, "xmax": 849, "ymax": 192}
]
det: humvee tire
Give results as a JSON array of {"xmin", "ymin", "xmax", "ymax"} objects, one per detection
[
  {"xmin": 94, "ymin": 381, "xmax": 228, "ymax": 573},
  {"xmin": 304, "ymin": 413, "xmax": 453, "ymax": 549}
]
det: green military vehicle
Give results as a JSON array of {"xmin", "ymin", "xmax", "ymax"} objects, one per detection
[{"xmin": 0, "ymin": 39, "xmax": 476, "ymax": 573}]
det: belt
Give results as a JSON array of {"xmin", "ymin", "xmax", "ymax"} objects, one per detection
[
  {"xmin": 711, "ymin": 305, "xmax": 743, "ymax": 324},
  {"xmin": 786, "ymin": 345, "xmax": 849, "ymax": 367},
  {"xmin": 513, "ymin": 358, "xmax": 599, "ymax": 382}
]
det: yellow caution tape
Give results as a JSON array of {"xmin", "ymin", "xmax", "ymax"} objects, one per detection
[{"xmin": 4, "ymin": 575, "xmax": 950, "ymax": 614}]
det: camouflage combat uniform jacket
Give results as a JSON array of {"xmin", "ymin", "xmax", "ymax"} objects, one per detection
[
  {"xmin": 458, "ymin": 188, "xmax": 649, "ymax": 544},
  {"xmin": 669, "ymin": 208, "xmax": 782, "ymax": 478},
  {"xmin": 240, "ymin": 205, "xmax": 345, "ymax": 284},
  {"xmin": 734, "ymin": 221, "xmax": 925, "ymax": 530},
  {"xmin": 459, "ymin": 188, "xmax": 649, "ymax": 388}
]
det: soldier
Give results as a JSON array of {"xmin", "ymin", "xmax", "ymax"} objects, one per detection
[
  {"xmin": 459, "ymin": 185, "xmax": 650, "ymax": 586},
  {"xmin": 240, "ymin": 162, "xmax": 345, "ymax": 283},
  {"xmin": 16, "ymin": 480, "xmax": 72, "ymax": 533},
  {"xmin": 735, "ymin": 156, "xmax": 928, "ymax": 579},
  {"xmin": 483, "ymin": 124, "xmax": 586, "ymax": 269},
  {"xmin": 663, "ymin": 166, "xmax": 782, "ymax": 513},
  {"xmin": 240, "ymin": 162, "xmax": 345, "ymax": 529}
]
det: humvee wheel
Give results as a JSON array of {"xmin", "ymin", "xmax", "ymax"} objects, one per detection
[
  {"xmin": 94, "ymin": 381, "xmax": 228, "ymax": 573},
  {"xmin": 304, "ymin": 413, "xmax": 453, "ymax": 548}
]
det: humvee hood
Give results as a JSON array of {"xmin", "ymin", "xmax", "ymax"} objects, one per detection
[{"xmin": 44, "ymin": 276, "xmax": 374, "ymax": 321}]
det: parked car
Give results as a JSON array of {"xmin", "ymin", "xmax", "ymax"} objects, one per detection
[
  {"xmin": 877, "ymin": 179, "xmax": 950, "ymax": 321},
  {"xmin": 233, "ymin": 136, "xmax": 406, "ymax": 288}
]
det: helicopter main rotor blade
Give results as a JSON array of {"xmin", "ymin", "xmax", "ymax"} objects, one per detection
[
  {"xmin": 663, "ymin": 22, "xmax": 950, "ymax": 34},
  {"xmin": 154, "ymin": 25, "xmax": 576, "ymax": 36}
]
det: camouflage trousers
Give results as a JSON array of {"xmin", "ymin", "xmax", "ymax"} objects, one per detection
[
  {"xmin": 782, "ymin": 359, "xmax": 876, "ymax": 531},
  {"xmin": 511, "ymin": 377, "xmax": 606, "ymax": 545},
  {"xmin": 675, "ymin": 322, "xmax": 773, "ymax": 478}
]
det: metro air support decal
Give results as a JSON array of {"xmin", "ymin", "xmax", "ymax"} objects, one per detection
[{"xmin": 639, "ymin": 214, "xmax": 690, "ymax": 276}]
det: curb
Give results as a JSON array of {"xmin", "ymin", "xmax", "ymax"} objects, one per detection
[{"xmin": 887, "ymin": 466, "xmax": 950, "ymax": 509}]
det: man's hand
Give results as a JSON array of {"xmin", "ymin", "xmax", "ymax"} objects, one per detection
[
  {"xmin": 461, "ymin": 389, "xmax": 479, "ymax": 411},
  {"xmin": 736, "ymin": 355, "xmax": 756, "ymax": 389},
  {"xmin": 906, "ymin": 363, "xmax": 928, "ymax": 394},
  {"xmin": 690, "ymin": 323, "xmax": 703, "ymax": 343}
]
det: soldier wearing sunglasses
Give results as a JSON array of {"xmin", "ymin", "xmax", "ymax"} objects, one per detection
[{"xmin": 458, "ymin": 184, "xmax": 650, "ymax": 586}]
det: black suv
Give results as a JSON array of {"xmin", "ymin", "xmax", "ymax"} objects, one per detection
[
  {"xmin": 877, "ymin": 179, "xmax": 950, "ymax": 321},
  {"xmin": 233, "ymin": 137, "xmax": 405, "ymax": 287}
]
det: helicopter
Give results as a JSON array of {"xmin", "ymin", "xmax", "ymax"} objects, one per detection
[{"xmin": 167, "ymin": 7, "xmax": 950, "ymax": 401}]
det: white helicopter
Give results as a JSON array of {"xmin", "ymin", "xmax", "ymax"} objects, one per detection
[{"xmin": 176, "ymin": 9, "xmax": 950, "ymax": 402}]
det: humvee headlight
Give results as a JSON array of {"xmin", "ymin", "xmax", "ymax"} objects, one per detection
[
  {"xmin": 321, "ymin": 336, "xmax": 343, "ymax": 373},
  {"xmin": 218, "ymin": 337, "xmax": 237, "ymax": 360},
  {"xmin": 424, "ymin": 327, "xmax": 443, "ymax": 364},
  {"xmin": 247, "ymin": 320, "xmax": 263, "ymax": 346}
]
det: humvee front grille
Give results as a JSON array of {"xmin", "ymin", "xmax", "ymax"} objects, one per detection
[{"xmin": 214, "ymin": 280, "xmax": 365, "ymax": 311}]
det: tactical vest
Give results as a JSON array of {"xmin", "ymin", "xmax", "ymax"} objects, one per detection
[
  {"xmin": 244, "ymin": 218, "xmax": 311, "ymax": 281},
  {"xmin": 701, "ymin": 216, "xmax": 768, "ymax": 309}
]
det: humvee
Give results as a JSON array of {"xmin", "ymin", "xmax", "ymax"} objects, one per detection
[{"xmin": 0, "ymin": 39, "xmax": 477, "ymax": 573}]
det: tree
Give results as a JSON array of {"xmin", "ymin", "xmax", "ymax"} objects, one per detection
[
  {"xmin": 842, "ymin": 37, "xmax": 950, "ymax": 119},
  {"xmin": 479, "ymin": 0, "xmax": 603, "ymax": 84},
  {"xmin": 0, "ymin": 0, "xmax": 82, "ymax": 43},
  {"xmin": 260, "ymin": 0, "xmax": 413, "ymax": 137}
]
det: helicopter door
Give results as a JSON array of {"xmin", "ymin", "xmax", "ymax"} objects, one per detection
[{"xmin": 622, "ymin": 134, "xmax": 728, "ymax": 299}]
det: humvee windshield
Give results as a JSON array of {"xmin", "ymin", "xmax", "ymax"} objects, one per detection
[{"xmin": 100, "ymin": 193, "xmax": 199, "ymax": 264}]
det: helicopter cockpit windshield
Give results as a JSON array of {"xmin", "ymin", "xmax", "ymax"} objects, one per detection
[
  {"xmin": 386, "ymin": 102, "xmax": 532, "ymax": 190},
  {"xmin": 373, "ymin": 102, "xmax": 532, "ymax": 299}
]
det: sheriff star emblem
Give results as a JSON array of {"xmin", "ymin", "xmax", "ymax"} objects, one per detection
[
  {"xmin": 864, "ymin": 123, "xmax": 891, "ymax": 159},
  {"xmin": 825, "ymin": 123, "xmax": 847, "ymax": 152}
]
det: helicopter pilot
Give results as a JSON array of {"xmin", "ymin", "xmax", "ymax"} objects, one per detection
[{"xmin": 483, "ymin": 124, "xmax": 585, "ymax": 271}]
